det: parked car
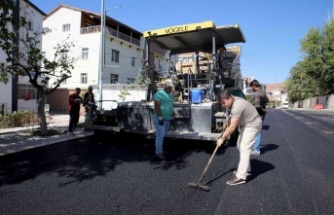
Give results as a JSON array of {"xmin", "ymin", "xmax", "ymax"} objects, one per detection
[
  {"xmin": 314, "ymin": 104, "xmax": 324, "ymax": 109},
  {"xmin": 282, "ymin": 102, "xmax": 289, "ymax": 109}
]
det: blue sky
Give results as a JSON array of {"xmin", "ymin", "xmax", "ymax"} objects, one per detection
[{"xmin": 30, "ymin": 0, "xmax": 333, "ymax": 84}]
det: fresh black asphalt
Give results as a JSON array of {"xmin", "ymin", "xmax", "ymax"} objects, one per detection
[{"xmin": 0, "ymin": 109, "xmax": 333, "ymax": 215}]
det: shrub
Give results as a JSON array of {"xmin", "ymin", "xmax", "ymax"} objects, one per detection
[{"xmin": 0, "ymin": 111, "xmax": 37, "ymax": 128}]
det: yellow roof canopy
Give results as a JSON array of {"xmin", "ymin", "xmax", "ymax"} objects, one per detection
[{"xmin": 143, "ymin": 21, "xmax": 246, "ymax": 55}]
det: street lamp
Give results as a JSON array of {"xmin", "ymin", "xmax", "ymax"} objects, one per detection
[{"xmin": 98, "ymin": 0, "xmax": 120, "ymax": 109}]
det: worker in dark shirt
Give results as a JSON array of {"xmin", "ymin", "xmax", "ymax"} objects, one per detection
[
  {"xmin": 249, "ymin": 80, "xmax": 268, "ymax": 155},
  {"xmin": 83, "ymin": 85, "xmax": 96, "ymax": 130},
  {"xmin": 68, "ymin": 87, "xmax": 82, "ymax": 135}
]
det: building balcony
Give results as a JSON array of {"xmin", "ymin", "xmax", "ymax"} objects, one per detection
[{"xmin": 80, "ymin": 25, "xmax": 140, "ymax": 47}]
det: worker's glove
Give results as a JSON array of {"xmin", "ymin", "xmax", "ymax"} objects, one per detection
[{"xmin": 158, "ymin": 117, "xmax": 164, "ymax": 125}]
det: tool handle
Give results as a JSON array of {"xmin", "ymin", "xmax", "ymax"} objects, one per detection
[{"xmin": 197, "ymin": 144, "xmax": 220, "ymax": 183}]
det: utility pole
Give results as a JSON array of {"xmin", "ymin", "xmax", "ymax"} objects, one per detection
[
  {"xmin": 98, "ymin": 0, "xmax": 105, "ymax": 109},
  {"xmin": 97, "ymin": 0, "xmax": 120, "ymax": 109}
]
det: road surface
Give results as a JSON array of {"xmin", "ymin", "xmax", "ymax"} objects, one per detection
[{"xmin": 0, "ymin": 108, "xmax": 333, "ymax": 215}]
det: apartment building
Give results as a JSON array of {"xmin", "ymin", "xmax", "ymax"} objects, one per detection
[
  {"xmin": 42, "ymin": 4, "xmax": 170, "ymax": 109},
  {"xmin": 266, "ymin": 83, "xmax": 287, "ymax": 104},
  {"xmin": 0, "ymin": 0, "xmax": 45, "ymax": 113}
]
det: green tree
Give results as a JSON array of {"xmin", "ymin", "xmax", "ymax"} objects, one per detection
[
  {"xmin": 118, "ymin": 86, "xmax": 130, "ymax": 102},
  {"xmin": 0, "ymin": 1, "xmax": 76, "ymax": 135},
  {"xmin": 300, "ymin": 19, "xmax": 334, "ymax": 94},
  {"xmin": 286, "ymin": 62, "xmax": 319, "ymax": 103}
]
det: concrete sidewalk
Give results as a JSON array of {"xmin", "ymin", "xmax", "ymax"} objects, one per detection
[{"xmin": 0, "ymin": 114, "xmax": 93, "ymax": 156}]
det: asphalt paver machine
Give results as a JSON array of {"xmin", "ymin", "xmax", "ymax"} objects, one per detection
[{"xmin": 89, "ymin": 21, "xmax": 246, "ymax": 141}]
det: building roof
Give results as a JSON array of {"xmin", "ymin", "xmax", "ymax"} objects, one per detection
[
  {"xmin": 24, "ymin": 0, "xmax": 46, "ymax": 16},
  {"xmin": 44, "ymin": 4, "xmax": 142, "ymax": 35},
  {"xmin": 265, "ymin": 83, "xmax": 286, "ymax": 93}
]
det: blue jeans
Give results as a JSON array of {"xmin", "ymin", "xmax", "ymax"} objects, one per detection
[
  {"xmin": 153, "ymin": 118, "xmax": 171, "ymax": 155},
  {"xmin": 253, "ymin": 115, "xmax": 265, "ymax": 152},
  {"xmin": 253, "ymin": 132, "xmax": 261, "ymax": 152}
]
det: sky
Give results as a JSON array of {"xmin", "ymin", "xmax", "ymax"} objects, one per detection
[{"xmin": 30, "ymin": 0, "xmax": 334, "ymax": 84}]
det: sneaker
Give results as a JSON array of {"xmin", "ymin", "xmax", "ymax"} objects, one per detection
[
  {"xmin": 233, "ymin": 170, "xmax": 251, "ymax": 176},
  {"xmin": 250, "ymin": 150, "xmax": 260, "ymax": 156},
  {"xmin": 68, "ymin": 132, "xmax": 75, "ymax": 136},
  {"xmin": 226, "ymin": 176, "xmax": 246, "ymax": 186}
]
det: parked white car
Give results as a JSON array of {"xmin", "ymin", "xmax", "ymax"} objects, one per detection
[{"xmin": 282, "ymin": 102, "xmax": 289, "ymax": 109}]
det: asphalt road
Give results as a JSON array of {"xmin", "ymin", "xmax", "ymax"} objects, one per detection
[{"xmin": 0, "ymin": 108, "xmax": 333, "ymax": 215}]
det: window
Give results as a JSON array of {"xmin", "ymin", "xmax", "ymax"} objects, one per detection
[
  {"xmin": 158, "ymin": 59, "xmax": 162, "ymax": 71},
  {"xmin": 18, "ymin": 84, "xmax": 37, "ymax": 100},
  {"xmin": 27, "ymin": 20, "xmax": 33, "ymax": 30},
  {"xmin": 110, "ymin": 74, "xmax": 119, "ymax": 84},
  {"xmin": 111, "ymin": 49, "xmax": 119, "ymax": 63},
  {"xmin": 63, "ymin": 24, "xmax": 71, "ymax": 32},
  {"xmin": 81, "ymin": 73, "xmax": 88, "ymax": 84},
  {"xmin": 131, "ymin": 57, "xmax": 135, "ymax": 67},
  {"xmin": 127, "ymin": 78, "xmax": 135, "ymax": 84},
  {"xmin": 60, "ymin": 51, "xmax": 68, "ymax": 60},
  {"xmin": 82, "ymin": 48, "xmax": 89, "ymax": 60}
]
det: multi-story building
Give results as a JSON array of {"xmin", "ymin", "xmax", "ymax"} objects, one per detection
[
  {"xmin": 43, "ymin": 4, "xmax": 144, "ymax": 88},
  {"xmin": 42, "ymin": 4, "xmax": 169, "ymax": 109},
  {"xmin": 266, "ymin": 83, "xmax": 287, "ymax": 105},
  {"xmin": 0, "ymin": 0, "xmax": 45, "ymax": 113}
]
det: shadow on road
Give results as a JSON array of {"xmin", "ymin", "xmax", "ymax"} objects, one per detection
[
  {"xmin": 247, "ymin": 159, "xmax": 275, "ymax": 182},
  {"xmin": 260, "ymin": 143, "xmax": 279, "ymax": 154},
  {"xmin": 262, "ymin": 125, "xmax": 270, "ymax": 130},
  {"xmin": 0, "ymin": 133, "xmax": 224, "ymax": 187}
]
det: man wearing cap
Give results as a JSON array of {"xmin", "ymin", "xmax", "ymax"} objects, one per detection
[
  {"xmin": 83, "ymin": 85, "xmax": 96, "ymax": 130},
  {"xmin": 153, "ymin": 79, "xmax": 174, "ymax": 160}
]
